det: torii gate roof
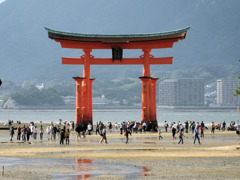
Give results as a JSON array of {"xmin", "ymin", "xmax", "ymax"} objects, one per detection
[{"xmin": 45, "ymin": 27, "xmax": 190, "ymax": 49}]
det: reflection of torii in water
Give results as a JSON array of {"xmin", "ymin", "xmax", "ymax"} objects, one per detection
[{"xmin": 46, "ymin": 27, "xmax": 190, "ymax": 130}]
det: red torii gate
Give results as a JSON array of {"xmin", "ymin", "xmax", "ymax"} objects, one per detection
[{"xmin": 46, "ymin": 27, "xmax": 190, "ymax": 130}]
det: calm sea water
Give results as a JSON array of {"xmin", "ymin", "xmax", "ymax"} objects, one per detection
[{"xmin": 0, "ymin": 109, "xmax": 239, "ymax": 126}]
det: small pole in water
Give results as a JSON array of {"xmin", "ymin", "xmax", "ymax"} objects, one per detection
[
  {"xmin": 237, "ymin": 107, "xmax": 239, "ymax": 125},
  {"xmin": 2, "ymin": 166, "xmax": 4, "ymax": 176},
  {"xmin": 8, "ymin": 105, "xmax": 10, "ymax": 121}
]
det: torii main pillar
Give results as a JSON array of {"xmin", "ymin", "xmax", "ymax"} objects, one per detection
[
  {"xmin": 73, "ymin": 49, "xmax": 95, "ymax": 128},
  {"xmin": 139, "ymin": 49, "xmax": 159, "ymax": 130},
  {"xmin": 45, "ymin": 26, "xmax": 190, "ymax": 130}
]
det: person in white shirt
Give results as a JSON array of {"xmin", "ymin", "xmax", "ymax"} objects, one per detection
[
  {"xmin": 142, "ymin": 122, "xmax": 147, "ymax": 132},
  {"xmin": 87, "ymin": 123, "xmax": 92, "ymax": 135}
]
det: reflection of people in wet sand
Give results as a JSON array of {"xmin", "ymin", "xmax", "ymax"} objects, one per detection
[{"xmin": 99, "ymin": 126, "xmax": 108, "ymax": 144}]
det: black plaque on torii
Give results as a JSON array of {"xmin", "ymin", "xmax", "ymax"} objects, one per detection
[{"xmin": 112, "ymin": 48, "xmax": 123, "ymax": 61}]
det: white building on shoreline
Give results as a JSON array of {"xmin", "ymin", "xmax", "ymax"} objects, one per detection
[
  {"xmin": 217, "ymin": 79, "xmax": 239, "ymax": 106},
  {"xmin": 159, "ymin": 78, "xmax": 204, "ymax": 107}
]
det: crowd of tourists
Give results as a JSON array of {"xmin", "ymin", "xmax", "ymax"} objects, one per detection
[
  {"xmin": 6, "ymin": 119, "xmax": 240, "ymax": 145},
  {"xmin": 8, "ymin": 122, "xmax": 71, "ymax": 145}
]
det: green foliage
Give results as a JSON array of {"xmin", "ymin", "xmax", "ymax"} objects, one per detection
[
  {"xmin": 10, "ymin": 85, "xmax": 65, "ymax": 106},
  {"xmin": 93, "ymin": 78, "xmax": 141, "ymax": 103},
  {"xmin": 1, "ymin": 65, "xmax": 239, "ymax": 106}
]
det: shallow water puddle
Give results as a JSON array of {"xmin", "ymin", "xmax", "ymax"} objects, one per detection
[{"xmin": 0, "ymin": 157, "xmax": 151, "ymax": 179}]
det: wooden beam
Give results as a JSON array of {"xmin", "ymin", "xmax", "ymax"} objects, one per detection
[
  {"xmin": 56, "ymin": 39, "xmax": 177, "ymax": 50},
  {"xmin": 62, "ymin": 57, "xmax": 173, "ymax": 65}
]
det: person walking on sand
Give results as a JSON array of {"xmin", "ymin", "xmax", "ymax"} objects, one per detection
[
  {"xmin": 22, "ymin": 125, "xmax": 26, "ymax": 142},
  {"xmin": 222, "ymin": 121, "xmax": 226, "ymax": 131},
  {"xmin": 124, "ymin": 127, "xmax": 132, "ymax": 144},
  {"xmin": 120, "ymin": 123, "xmax": 123, "ymax": 135},
  {"xmin": 87, "ymin": 123, "xmax": 92, "ymax": 135},
  {"xmin": 9, "ymin": 126, "xmax": 14, "ymax": 141},
  {"xmin": 200, "ymin": 125, "xmax": 204, "ymax": 137},
  {"xmin": 52, "ymin": 125, "xmax": 57, "ymax": 140},
  {"xmin": 82, "ymin": 124, "xmax": 86, "ymax": 139},
  {"xmin": 164, "ymin": 121, "xmax": 168, "ymax": 132},
  {"xmin": 39, "ymin": 125, "xmax": 44, "ymax": 140},
  {"xmin": 178, "ymin": 129, "xmax": 184, "ymax": 144},
  {"xmin": 108, "ymin": 122, "xmax": 112, "ymax": 133},
  {"xmin": 56, "ymin": 125, "xmax": 61, "ymax": 140},
  {"xmin": 157, "ymin": 125, "xmax": 163, "ymax": 140},
  {"xmin": 46, "ymin": 126, "xmax": 51, "ymax": 140},
  {"xmin": 211, "ymin": 122, "xmax": 215, "ymax": 134},
  {"xmin": 32, "ymin": 126, "xmax": 37, "ymax": 139},
  {"xmin": 75, "ymin": 124, "xmax": 81, "ymax": 140},
  {"xmin": 65, "ymin": 129, "xmax": 70, "ymax": 145},
  {"xmin": 60, "ymin": 128, "xmax": 65, "ymax": 145},
  {"xmin": 193, "ymin": 125, "xmax": 201, "ymax": 145},
  {"xmin": 185, "ymin": 121, "xmax": 189, "ymax": 134},
  {"xmin": 172, "ymin": 122, "xmax": 177, "ymax": 139},
  {"xmin": 17, "ymin": 126, "xmax": 21, "ymax": 140},
  {"xmin": 142, "ymin": 122, "xmax": 147, "ymax": 132},
  {"xmin": 99, "ymin": 126, "xmax": 108, "ymax": 144},
  {"xmin": 26, "ymin": 126, "xmax": 31, "ymax": 141},
  {"xmin": 96, "ymin": 122, "xmax": 100, "ymax": 135},
  {"xmin": 191, "ymin": 121, "xmax": 195, "ymax": 134}
]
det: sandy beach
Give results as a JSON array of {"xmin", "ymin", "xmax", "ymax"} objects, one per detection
[{"xmin": 0, "ymin": 126, "xmax": 239, "ymax": 179}]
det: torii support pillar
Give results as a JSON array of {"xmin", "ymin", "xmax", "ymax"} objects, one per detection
[
  {"xmin": 139, "ymin": 76, "xmax": 158, "ymax": 131},
  {"xmin": 73, "ymin": 77, "xmax": 85, "ymax": 126},
  {"xmin": 151, "ymin": 77, "xmax": 159, "ymax": 122},
  {"xmin": 73, "ymin": 76, "xmax": 94, "ymax": 128}
]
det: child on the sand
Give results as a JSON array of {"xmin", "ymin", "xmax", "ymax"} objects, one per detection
[{"xmin": 178, "ymin": 129, "xmax": 184, "ymax": 144}]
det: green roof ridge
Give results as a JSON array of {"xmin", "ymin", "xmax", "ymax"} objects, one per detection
[{"xmin": 45, "ymin": 27, "xmax": 190, "ymax": 39}]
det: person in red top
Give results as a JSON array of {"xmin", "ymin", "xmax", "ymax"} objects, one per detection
[{"xmin": 200, "ymin": 126, "xmax": 204, "ymax": 137}]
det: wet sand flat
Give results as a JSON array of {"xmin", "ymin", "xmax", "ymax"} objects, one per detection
[{"xmin": 0, "ymin": 129, "xmax": 239, "ymax": 179}]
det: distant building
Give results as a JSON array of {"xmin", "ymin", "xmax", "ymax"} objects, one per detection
[
  {"xmin": 61, "ymin": 96, "xmax": 75, "ymax": 105},
  {"xmin": 159, "ymin": 78, "xmax": 204, "ymax": 106},
  {"xmin": 92, "ymin": 95, "xmax": 109, "ymax": 106},
  {"xmin": 36, "ymin": 83, "xmax": 44, "ymax": 90},
  {"xmin": 217, "ymin": 79, "xmax": 239, "ymax": 106}
]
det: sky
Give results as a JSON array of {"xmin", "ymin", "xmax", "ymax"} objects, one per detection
[{"xmin": 0, "ymin": 0, "xmax": 6, "ymax": 3}]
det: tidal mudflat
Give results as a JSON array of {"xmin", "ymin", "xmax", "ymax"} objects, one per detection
[{"xmin": 0, "ymin": 129, "xmax": 239, "ymax": 179}]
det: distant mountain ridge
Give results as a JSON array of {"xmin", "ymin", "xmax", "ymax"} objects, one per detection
[{"xmin": 0, "ymin": 0, "xmax": 239, "ymax": 83}]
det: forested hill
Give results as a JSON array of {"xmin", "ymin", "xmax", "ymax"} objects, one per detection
[{"xmin": 0, "ymin": 0, "xmax": 239, "ymax": 84}]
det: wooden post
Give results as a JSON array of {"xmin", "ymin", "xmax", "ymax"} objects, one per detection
[
  {"xmin": 73, "ymin": 77, "xmax": 85, "ymax": 125},
  {"xmin": 139, "ymin": 77, "xmax": 151, "ymax": 123},
  {"xmin": 83, "ymin": 49, "xmax": 92, "ymax": 125},
  {"xmin": 151, "ymin": 78, "xmax": 159, "ymax": 121}
]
